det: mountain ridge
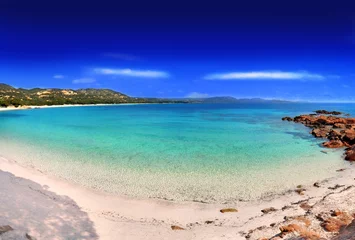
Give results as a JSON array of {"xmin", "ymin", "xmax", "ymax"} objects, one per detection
[
  {"xmin": 0, "ymin": 83, "xmax": 181, "ymax": 107},
  {"xmin": 0, "ymin": 83, "xmax": 291, "ymax": 107}
]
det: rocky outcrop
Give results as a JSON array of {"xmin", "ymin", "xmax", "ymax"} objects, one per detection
[
  {"xmin": 315, "ymin": 110, "xmax": 342, "ymax": 115},
  {"xmin": 345, "ymin": 146, "xmax": 355, "ymax": 161},
  {"xmin": 282, "ymin": 117, "xmax": 293, "ymax": 121},
  {"xmin": 282, "ymin": 111, "xmax": 355, "ymax": 161},
  {"xmin": 323, "ymin": 140, "xmax": 344, "ymax": 148}
]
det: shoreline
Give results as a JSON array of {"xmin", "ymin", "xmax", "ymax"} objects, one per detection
[
  {"xmin": 1, "ymin": 152, "xmax": 355, "ymax": 239},
  {"xmin": 0, "ymin": 103, "xmax": 145, "ymax": 112}
]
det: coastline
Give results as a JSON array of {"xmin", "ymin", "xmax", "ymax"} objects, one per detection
[
  {"xmin": 2, "ymin": 152, "xmax": 355, "ymax": 239},
  {"xmin": 0, "ymin": 103, "xmax": 142, "ymax": 112}
]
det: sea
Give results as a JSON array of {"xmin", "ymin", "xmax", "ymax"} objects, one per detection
[{"xmin": 0, "ymin": 103, "xmax": 354, "ymax": 203}]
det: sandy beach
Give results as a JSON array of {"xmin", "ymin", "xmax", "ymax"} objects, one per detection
[{"xmin": 1, "ymin": 152, "xmax": 355, "ymax": 239}]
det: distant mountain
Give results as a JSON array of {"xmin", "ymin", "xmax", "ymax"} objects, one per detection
[
  {"xmin": 0, "ymin": 83, "xmax": 290, "ymax": 107},
  {"xmin": 0, "ymin": 84, "xmax": 184, "ymax": 107}
]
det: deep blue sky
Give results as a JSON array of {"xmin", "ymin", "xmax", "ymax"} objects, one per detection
[{"xmin": 2, "ymin": 0, "xmax": 355, "ymax": 101}]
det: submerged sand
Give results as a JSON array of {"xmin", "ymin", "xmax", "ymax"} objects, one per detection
[{"xmin": 1, "ymin": 155, "xmax": 355, "ymax": 239}]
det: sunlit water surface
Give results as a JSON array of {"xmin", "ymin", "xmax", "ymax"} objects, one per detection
[{"xmin": 1, "ymin": 103, "xmax": 354, "ymax": 203}]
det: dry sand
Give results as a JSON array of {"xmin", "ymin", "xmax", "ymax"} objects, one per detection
[{"xmin": 1, "ymin": 154, "xmax": 355, "ymax": 239}]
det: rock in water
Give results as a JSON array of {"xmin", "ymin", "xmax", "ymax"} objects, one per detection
[
  {"xmin": 283, "ymin": 112, "xmax": 355, "ymax": 161},
  {"xmin": 282, "ymin": 117, "xmax": 293, "ymax": 121},
  {"xmin": 312, "ymin": 128, "xmax": 329, "ymax": 138},
  {"xmin": 345, "ymin": 146, "xmax": 355, "ymax": 161},
  {"xmin": 323, "ymin": 140, "xmax": 344, "ymax": 148}
]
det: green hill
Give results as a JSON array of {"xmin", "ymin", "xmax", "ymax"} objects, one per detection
[{"xmin": 0, "ymin": 84, "xmax": 183, "ymax": 107}]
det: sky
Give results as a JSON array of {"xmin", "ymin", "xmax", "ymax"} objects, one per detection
[{"xmin": 1, "ymin": 0, "xmax": 355, "ymax": 102}]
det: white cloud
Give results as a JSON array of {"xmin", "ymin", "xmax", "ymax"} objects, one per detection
[
  {"xmin": 72, "ymin": 78, "xmax": 96, "ymax": 84},
  {"xmin": 94, "ymin": 68, "xmax": 169, "ymax": 78},
  {"xmin": 102, "ymin": 53, "xmax": 139, "ymax": 61},
  {"xmin": 186, "ymin": 92, "xmax": 209, "ymax": 98},
  {"xmin": 204, "ymin": 71, "xmax": 325, "ymax": 80},
  {"xmin": 53, "ymin": 75, "xmax": 65, "ymax": 79}
]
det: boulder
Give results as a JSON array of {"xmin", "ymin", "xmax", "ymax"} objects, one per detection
[
  {"xmin": 312, "ymin": 128, "xmax": 329, "ymax": 138},
  {"xmin": 346, "ymin": 118, "xmax": 355, "ymax": 124},
  {"xmin": 323, "ymin": 140, "xmax": 344, "ymax": 148},
  {"xmin": 334, "ymin": 123, "xmax": 346, "ymax": 129},
  {"xmin": 332, "ymin": 219, "xmax": 355, "ymax": 240},
  {"xmin": 322, "ymin": 211, "xmax": 353, "ymax": 233},
  {"xmin": 345, "ymin": 146, "xmax": 355, "ymax": 161},
  {"xmin": 342, "ymin": 129, "xmax": 355, "ymax": 145},
  {"xmin": 328, "ymin": 130, "xmax": 343, "ymax": 140}
]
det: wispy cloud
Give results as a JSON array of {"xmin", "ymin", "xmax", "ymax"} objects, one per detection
[
  {"xmin": 186, "ymin": 92, "xmax": 209, "ymax": 98},
  {"xmin": 72, "ymin": 78, "xmax": 96, "ymax": 84},
  {"xmin": 102, "ymin": 53, "xmax": 139, "ymax": 61},
  {"xmin": 53, "ymin": 75, "xmax": 65, "ymax": 79},
  {"xmin": 204, "ymin": 71, "xmax": 326, "ymax": 80},
  {"xmin": 94, "ymin": 68, "xmax": 169, "ymax": 78}
]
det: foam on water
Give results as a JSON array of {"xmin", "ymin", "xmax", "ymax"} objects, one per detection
[{"xmin": 0, "ymin": 103, "xmax": 354, "ymax": 203}]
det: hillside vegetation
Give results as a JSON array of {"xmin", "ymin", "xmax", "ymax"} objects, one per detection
[{"xmin": 0, "ymin": 83, "xmax": 183, "ymax": 107}]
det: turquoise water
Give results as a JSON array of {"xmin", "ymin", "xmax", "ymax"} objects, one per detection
[{"xmin": 0, "ymin": 103, "xmax": 354, "ymax": 203}]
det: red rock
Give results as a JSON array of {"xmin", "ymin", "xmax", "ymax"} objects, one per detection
[
  {"xmin": 322, "ymin": 218, "xmax": 346, "ymax": 232},
  {"xmin": 345, "ymin": 146, "xmax": 355, "ymax": 161},
  {"xmin": 328, "ymin": 129, "xmax": 343, "ymax": 140},
  {"xmin": 332, "ymin": 219, "xmax": 355, "ymax": 240},
  {"xmin": 334, "ymin": 123, "xmax": 346, "ymax": 129},
  {"xmin": 342, "ymin": 129, "xmax": 355, "ymax": 145},
  {"xmin": 312, "ymin": 128, "xmax": 329, "ymax": 138},
  {"xmin": 322, "ymin": 211, "xmax": 353, "ymax": 233},
  {"xmin": 284, "ymin": 112, "xmax": 355, "ymax": 162},
  {"xmin": 323, "ymin": 140, "xmax": 344, "ymax": 148}
]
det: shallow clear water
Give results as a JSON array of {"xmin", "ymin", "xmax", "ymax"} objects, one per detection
[{"xmin": 0, "ymin": 103, "xmax": 354, "ymax": 203}]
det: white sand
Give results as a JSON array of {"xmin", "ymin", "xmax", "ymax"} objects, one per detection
[{"xmin": 1, "ymin": 154, "xmax": 355, "ymax": 239}]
